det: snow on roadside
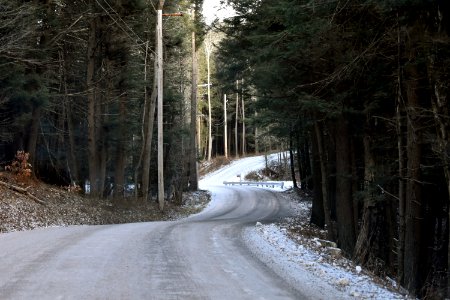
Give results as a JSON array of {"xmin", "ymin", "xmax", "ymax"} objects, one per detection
[
  {"xmin": 199, "ymin": 153, "xmax": 280, "ymax": 188},
  {"xmin": 201, "ymin": 154, "xmax": 410, "ymax": 299},
  {"xmin": 243, "ymin": 199, "xmax": 409, "ymax": 300}
]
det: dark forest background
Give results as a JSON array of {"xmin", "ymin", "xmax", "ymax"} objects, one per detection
[{"xmin": 0, "ymin": 0, "xmax": 449, "ymax": 298}]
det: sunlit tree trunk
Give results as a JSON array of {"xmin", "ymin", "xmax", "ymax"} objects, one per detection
[
  {"xmin": 204, "ymin": 33, "xmax": 213, "ymax": 161},
  {"xmin": 241, "ymin": 97, "xmax": 246, "ymax": 156},
  {"xmin": 235, "ymin": 80, "xmax": 239, "ymax": 158},
  {"xmin": 224, "ymin": 94, "xmax": 228, "ymax": 158},
  {"xmin": 189, "ymin": 5, "xmax": 199, "ymax": 191}
]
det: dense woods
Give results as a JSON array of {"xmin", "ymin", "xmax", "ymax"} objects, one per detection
[
  {"xmin": 213, "ymin": 0, "xmax": 450, "ymax": 298},
  {"xmin": 1, "ymin": 0, "xmax": 450, "ymax": 298},
  {"xmin": 0, "ymin": 0, "xmax": 205, "ymax": 202}
]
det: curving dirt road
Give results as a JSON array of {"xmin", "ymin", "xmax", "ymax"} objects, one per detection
[{"xmin": 0, "ymin": 155, "xmax": 311, "ymax": 299}]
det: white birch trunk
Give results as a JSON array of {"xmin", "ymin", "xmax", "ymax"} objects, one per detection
[{"xmin": 224, "ymin": 94, "xmax": 228, "ymax": 158}]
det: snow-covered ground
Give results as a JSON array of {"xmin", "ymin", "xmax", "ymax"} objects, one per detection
[
  {"xmin": 199, "ymin": 153, "xmax": 294, "ymax": 188},
  {"xmin": 200, "ymin": 153, "xmax": 409, "ymax": 300},
  {"xmin": 244, "ymin": 211, "xmax": 408, "ymax": 299}
]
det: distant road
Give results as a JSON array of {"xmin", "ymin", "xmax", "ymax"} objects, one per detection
[{"xmin": 0, "ymin": 155, "xmax": 310, "ymax": 299}]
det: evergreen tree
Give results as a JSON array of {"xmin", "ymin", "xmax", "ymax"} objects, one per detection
[{"xmin": 217, "ymin": 0, "xmax": 450, "ymax": 297}]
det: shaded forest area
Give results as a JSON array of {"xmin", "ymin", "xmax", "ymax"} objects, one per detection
[
  {"xmin": 214, "ymin": 0, "xmax": 450, "ymax": 298},
  {"xmin": 0, "ymin": 0, "xmax": 205, "ymax": 203},
  {"xmin": 1, "ymin": 0, "xmax": 450, "ymax": 298}
]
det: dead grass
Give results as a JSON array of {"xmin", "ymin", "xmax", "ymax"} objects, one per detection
[
  {"xmin": 0, "ymin": 172, "xmax": 210, "ymax": 234},
  {"xmin": 199, "ymin": 156, "xmax": 232, "ymax": 177}
]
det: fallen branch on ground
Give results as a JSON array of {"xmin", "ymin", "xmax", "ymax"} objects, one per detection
[{"xmin": 0, "ymin": 180, "xmax": 45, "ymax": 205}]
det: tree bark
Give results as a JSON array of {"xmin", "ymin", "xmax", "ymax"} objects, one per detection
[
  {"xmin": 431, "ymin": 77, "xmax": 450, "ymax": 300},
  {"xmin": 353, "ymin": 130, "xmax": 376, "ymax": 264},
  {"xmin": 224, "ymin": 94, "xmax": 228, "ymax": 158},
  {"xmin": 188, "ymin": 6, "xmax": 199, "ymax": 191},
  {"xmin": 87, "ymin": 16, "xmax": 99, "ymax": 197},
  {"xmin": 403, "ymin": 62, "xmax": 423, "ymax": 294},
  {"xmin": 396, "ymin": 22, "xmax": 406, "ymax": 284},
  {"xmin": 114, "ymin": 92, "xmax": 127, "ymax": 198},
  {"xmin": 66, "ymin": 101, "xmax": 79, "ymax": 185},
  {"xmin": 289, "ymin": 130, "xmax": 298, "ymax": 189},
  {"xmin": 314, "ymin": 120, "xmax": 334, "ymax": 240},
  {"xmin": 62, "ymin": 43, "xmax": 79, "ymax": 185},
  {"xmin": 310, "ymin": 129, "xmax": 325, "ymax": 228},
  {"xmin": 427, "ymin": 34, "xmax": 450, "ymax": 296},
  {"xmin": 205, "ymin": 34, "xmax": 213, "ymax": 161},
  {"xmin": 254, "ymin": 106, "xmax": 259, "ymax": 154},
  {"xmin": 235, "ymin": 80, "xmax": 239, "ymax": 158},
  {"xmin": 134, "ymin": 41, "xmax": 155, "ymax": 200},
  {"xmin": 334, "ymin": 116, "xmax": 356, "ymax": 255},
  {"xmin": 141, "ymin": 58, "xmax": 158, "ymax": 201},
  {"xmin": 304, "ymin": 138, "xmax": 312, "ymax": 190},
  {"xmin": 27, "ymin": 106, "xmax": 42, "ymax": 173},
  {"xmin": 241, "ymin": 81, "xmax": 246, "ymax": 156},
  {"xmin": 296, "ymin": 132, "xmax": 304, "ymax": 190}
]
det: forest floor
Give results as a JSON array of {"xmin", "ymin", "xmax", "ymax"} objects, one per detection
[
  {"xmin": 0, "ymin": 155, "xmax": 234, "ymax": 233},
  {"xmin": 0, "ymin": 172, "xmax": 210, "ymax": 233}
]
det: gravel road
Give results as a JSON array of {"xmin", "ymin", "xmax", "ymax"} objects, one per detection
[{"xmin": 0, "ymin": 155, "xmax": 311, "ymax": 299}]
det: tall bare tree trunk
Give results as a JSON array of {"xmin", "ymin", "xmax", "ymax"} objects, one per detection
[
  {"xmin": 141, "ymin": 58, "xmax": 158, "ymax": 201},
  {"xmin": 87, "ymin": 17, "xmax": 99, "ymax": 196},
  {"xmin": 235, "ymin": 80, "xmax": 239, "ymax": 158},
  {"xmin": 97, "ymin": 92, "xmax": 106, "ymax": 197},
  {"xmin": 241, "ymin": 86, "xmax": 246, "ymax": 157},
  {"xmin": 28, "ymin": 0, "xmax": 52, "ymax": 175},
  {"xmin": 224, "ymin": 94, "xmax": 228, "ymax": 158},
  {"xmin": 354, "ymin": 129, "xmax": 376, "ymax": 264},
  {"xmin": 310, "ymin": 130, "xmax": 325, "ymax": 227},
  {"xmin": 297, "ymin": 133, "xmax": 305, "ymax": 190},
  {"xmin": 205, "ymin": 34, "xmax": 213, "ymax": 161},
  {"xmin": 189, "ymin": 6, "xmax": 199, "ymax": 191},
  {"xmin": 98, "ymin": 131, "xmax": 107, "ymax": 197},
  {"xmin": 255, "ymin": 125, "xmax": 259, "ymax": 154},
  {"xmin": 114, "ymin": 93, "xmax": 127, "ymax": 198},
  {"xmin": 61, "ymin": 44, "xmax": 79, "ymax": 185},
  {"xmin": 66, "ymin": 101, "xmax": 79, "ymax": 185},
  {"xmin": 403, "ymin": 62, "xmax": 423, "ymax": 294},
  {"xmin": 430, "ymin": 82, "xmax": 450, "ymax": 297},
  {"xmin": 314, "ymin": 120, "xmax": 334, "ymax": 240},
  {"xmin": 135, "ymin": 41, "xmax": 156, "ymax": 200},
  {"xmin": 426, "ymin": 25, "xmax": 450, "ymax": 294},
  {"xmin": 334, "ymin": 115, "xmax": 356, "ymax": 255},
  {"xmin": 396, "ymin": 20, "xmax": 406, "ymax": 284},
  {"xmin": 289, "ymin": 130, "xmax": 297, "ymax": 188},
  {"xmin": 27, "ymin": 106, "xmax": 42, "ymax": 173}
]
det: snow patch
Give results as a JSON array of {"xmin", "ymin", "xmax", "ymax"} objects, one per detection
[{"xmin": 244, "ymin": 220, "xmax": 409, "ymax": 300}]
